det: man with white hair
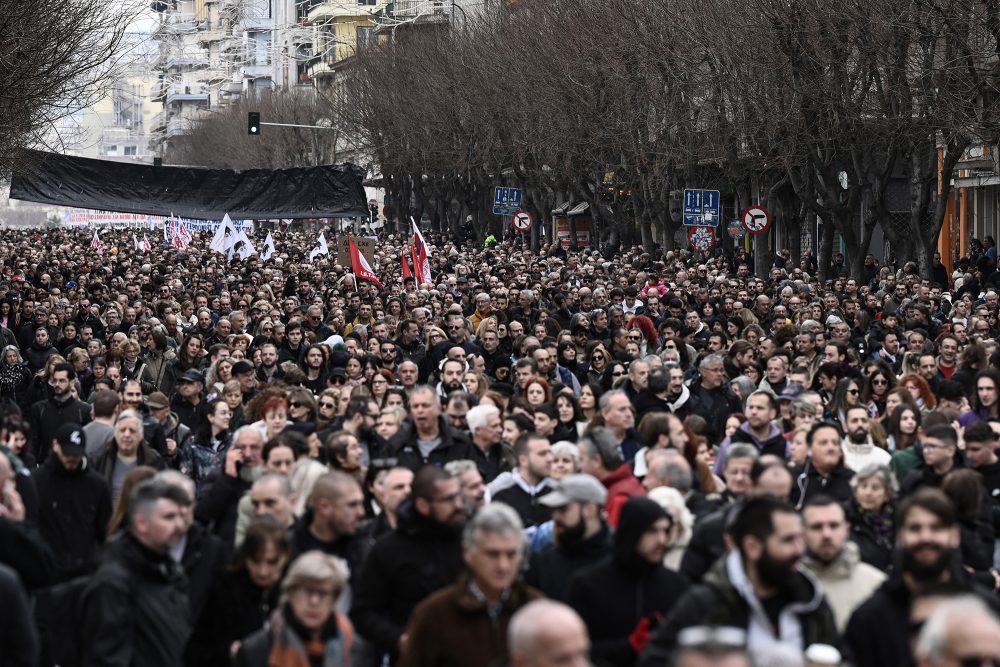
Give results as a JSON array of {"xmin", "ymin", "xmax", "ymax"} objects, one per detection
[
  {"xmin": 465, "ymin": 403, "xmax": 510, "ymax": 482},
  {"xmin": 509, "ymin": 599, "xmax": 590, "ymax": 667},
  {"xmin": 400, "ymin": 503, "xmax": 541, "ymax": 666},
  {"xmin": 915, "ymin": 596, "xmax": 1000, "ymax": 667},
  {"xmin": 194, "ymin": 425, "xmax": 264, "ymax": 550},
  {"xmin": 94, "ymin": 410, "xmax": 165, "ymax": 505}
]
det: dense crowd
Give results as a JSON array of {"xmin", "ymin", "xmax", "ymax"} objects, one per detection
[{"xmin": 4, "ymin": 226, "xmax": 1000, "ymax": 667}]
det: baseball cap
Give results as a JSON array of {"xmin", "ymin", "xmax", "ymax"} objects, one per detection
[
  {"xmin": 56, "ymin": 423, "xmax": 87, "ymax": 456},
  {"xmin": 778, "ymin": 385, "xmax": 803, "ymax": 402},
  {"xmin": 146, "ymin": 392, "xmax": 170, "ymax": 409},
  {"xmin": 539, "ymin": 474, "xmax": 607, "ymax": 508},
  {"xmin": 231, "ymin": 360, "xmax": 255, "ymax": 376}
]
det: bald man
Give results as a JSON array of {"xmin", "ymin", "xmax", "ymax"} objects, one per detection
[{"xmin": 509, "ymin": 599, "xmax": 590, "ymax": 667}]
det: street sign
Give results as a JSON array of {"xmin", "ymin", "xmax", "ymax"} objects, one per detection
[
  {"xmin": 493, "ymin": 187, "xmax": 523, "ymax": 215},
  {"xmin": 727, "ymin": 220, "xmax": 745, "ymax": 240},
  {"xmin": 740, "ymin": 205, "xmax": 772, "ymax": 235},
  {"xmin": 683, "ymin": 188, "xmax": 722, "ymax": 226},
  {"xmin": 511, "ymin": 209, "xmax": 533, "ymax": 231},
  {"xmin": 687, "ymin": 226, "xmax": 716, "ymax": 252}
]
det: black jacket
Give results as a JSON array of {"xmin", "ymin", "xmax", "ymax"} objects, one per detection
[
  {"xmin": 193, "ymin": 471, "xmax": 248, "ymax": 556},
  {"xmin": 976, "ymin": 459, "xmax": 1000, "ymax": 533},
  {"xmin": 180, "ymin": 522, "xmax": 227, "ymax": 621},
  {"xmin": 92, "ymin": 439, "xmax": 165, "ymax": 501},
  {"xmin": 490, "ymin": 475, "xmax": 554, "ymax": 528},
  {"xmin": 568, "ymin": 499, "xmax": 690, "ymax": 667},
  {"xmin": 28, "ymin": 394, "xmax": 92, "ymax": 464},
  {"xmin": 386, "ymin": 415, "xmax": 473, "ymax": 471},
  {"xmin": 844, "ymin": 498, "xmax": 895, "ymax": 572},
  {"xmin": 679, "ymin": 502, "xmax": 737, "ymax": 582},
  {"xmin": 844, "ymin": 555, "xmax": 1000, "ymax": 667},
  {"xmin": 288, "ymin": 512, "xmax": 373, "ymax": 588},
  {"xmin": 688, "ymin": 382, "xmax": 740, "ymax": 445},
  {"xmin": 187, "ymin": 567, "xmax": 280, "ymax": 667},
  {"xmin": 350, "ymin": 500, "xmax": 465, "ymax": 655},
  {"xmin": 82, "ymin": 532, "xmax": 191, "ymax": 667},
  {"xmin": 32, "ymin": 455, "xmax": 112, "ymax": 580},
  {"xmin": 0, "ymin": 562, "xmax": 38, "ymax": 667},
  {"xmin": 526, "ymin": 523, "xmax": 612, "ymax": 602},
  {"xmin": 0, "ymin": 517, "xmax": 56, "ymax": 592},
  {"xmin": 639, "ymin": 555, "xmax": 838, "ymax": 667},
  {"xmin": 790, "ymin": 459, "xmax": 855, "ymax": 510}
]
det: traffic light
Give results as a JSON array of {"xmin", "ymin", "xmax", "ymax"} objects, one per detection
[{"xmin": 248, "ymin": 112, "xmax": 260, "ymax": 135}]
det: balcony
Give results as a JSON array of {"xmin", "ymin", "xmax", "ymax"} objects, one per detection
[
  {"xmin": 153, "ymin": 12, "xmax": 200, "ymax": 36},
  {"xmin": 166, "ymin": 88, "xmax": 210, "ymax": 105},
  {"xmin": 150, "ymin": 111, "xmax": 167, "ymax": 132},
  {"xmin": 165, "ymin": 55, "xmax": 210, "ymax": 70},
  {"xmin": 308, "ymin": 0, "xmax": 381, "ymax": 23},
  {"xmin": 388, "ymin": 0, "xmax": 449, "ymax": 20},
  {"xmin": 165, "ymin": 116, "xmax": 196, "ymax": 139},
  {"xmin": 195, "ymin": 27, "xmax": 225, "ymax": 44}
]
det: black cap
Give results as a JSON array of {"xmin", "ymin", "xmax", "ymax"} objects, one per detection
[
  {"xmin": 179, "ymin": 369, "xmax": 205, "ymax": 384},
  {"xmin": 56, "ymin": 423, "xmax": 86, "ymax": 456},
  {"xmin": 231, "ymin": 360, "xmax": 254, "ymax": 376}
]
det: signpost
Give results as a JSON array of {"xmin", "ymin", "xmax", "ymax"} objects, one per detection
[
  {"xmin": 683, "ymin": 188, "xmax": 722, "ymax": 226},
  {"xmin": 727, "ymin": 220, "xmax": 745, "ymax": 240},
  {"xmin": 687, "ymin": 226, "xmax": 716, "ymax": 252},
  {"xmin": 511, "ymin": 210, "xmax": 533, "ymax": 232},
  {"xmin": 493, "ymin": 187, "xmax": 523, "ymax": 215},
  {"xmin": 740, "ymin": 205, "xmax": 772, "ymax": 235}
]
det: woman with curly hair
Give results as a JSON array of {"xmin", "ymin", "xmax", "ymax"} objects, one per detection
[
  {"xmin": 0, "ymin": 346, "xmax": 33, "ymax": 413},
  {"xmin": 898, "ymin": 373, "xmax": 936, "ymax": 413},
  {"xmin": 626, "ymin": 314, "xmax": 659, "ymax": 355}
]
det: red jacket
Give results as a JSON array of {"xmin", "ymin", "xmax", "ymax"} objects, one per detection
[{"xmin": 601, "ymin": 464, "xmax": 646, "ymax": 527}]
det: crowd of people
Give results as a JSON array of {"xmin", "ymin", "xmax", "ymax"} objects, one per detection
[{"xmin": 3, "ymin": 225, "xmax": 1000, "ymax": 667}]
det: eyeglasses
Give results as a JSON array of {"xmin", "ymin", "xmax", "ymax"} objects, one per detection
[
  {"xmin": 847, "ymin": 389, "xmax": 860, "ymax": 395},
  {"xmin": 289, "ymin": 401, "xmax": 305, "ymax": 408},
  {"xmin": 628, "ymin": 335, "xmax": 641, "ymax": 341},
  {"xmin": 872, "ymin": 378, "xmax": 888, "ymax": 386},
  {"xmin": 294, "ymin": 586, "xmax": 336, "ymax": 602},
  {"xmin": 319, "ymin": 402, "xmax": 336, "ymax": 409},
  {"xmin": 612, "ymin": 371, "xmax": 625, "ymax": 377}
]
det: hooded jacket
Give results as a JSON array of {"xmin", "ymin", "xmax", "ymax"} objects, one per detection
[
  {"xmin": 639, "ymin": 551, "xmax": 837, "ymax": 667},
  {"xmin": 350, "ymin": 499, "xmax": 465, "ymax": 656},
  {"xmin": 568, "ymin": 498, "xmax": 690, "ymax": 667},
  {"xmin": 32, "ymin": 455, "xmax": 112, "ymax": 580},
  {"xmin": 714, "ymin": 422, "xmax": 787, "ymax": 475},
  {"xmin": 526, "ymin": 522, "xmax": 612, "ymax": 602},
  {"xmin": 28, "ymin": 393, "xmax": 93, "ymax": 464}
]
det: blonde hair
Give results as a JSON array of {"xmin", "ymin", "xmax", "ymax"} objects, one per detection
[{"xmin": 282, "ymin": 550, "xmax": 348, "ymax": 599}]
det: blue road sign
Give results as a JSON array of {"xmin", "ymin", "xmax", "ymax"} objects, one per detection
[
  {"xmin": 493, "ymin": 187, "xmax": 523, "ymax": 215},
  {"xmin": 683, "ymin": 188, "xmax": 722, "ymax": 226}
]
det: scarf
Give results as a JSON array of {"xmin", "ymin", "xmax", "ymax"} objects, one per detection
[
  {"xmin": 0, "ymin": 361, "xmax": 25, "ymax": 397},
  {"xmin": 858, "ymin": 504, "xmax": 895, "ymax": 552},
  {"xmin": 266, "ymin": 605, "xmax": 353, "ymax": 667}
]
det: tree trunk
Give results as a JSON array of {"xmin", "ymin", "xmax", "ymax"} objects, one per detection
[{"xmin": 818, "ymin": 217, "xmax": 835, "ymax": 283}]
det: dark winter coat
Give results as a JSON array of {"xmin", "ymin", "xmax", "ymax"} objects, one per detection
[
  {"xmin": 28, "ymin": 394, "xmax": 92, "ymax": 464},
  {"xmin": 638, "ymin": 555, "xmax": 838, "ymax": 667},
  {"xmin": 386, "ymin": 415, "xmax": 473, "ymax": 471},
  {"xmin": 82, "ymin": 532, "xmax": 191, "ymax": 667},
  {"xmin": 688, "ymin": 382, "xmax": 741, "ymax": 445},
  {"xmin": 400, "ymin": 572, "xmax": 542, "ymax": 667},
  {"xmin": 288, "ymin": 511, "xmax": 373, "ymax": 588},
  {"xmin": 679, "ymin": 503, "xmax": 734, "ymax": 582},
  {"xmin": 0, "ymin": 562, "xmax": 39, "ymax": 667},
  {"xmin": 350, "ymin": 500, "xmax": 465, "ymax": 656},
  {"xmin": 490, "ymin": 473, "xmax": 554, "ymax": 527},
  {"xmin": 526, "ymin": 523, "xmax": 612, "ymax": 602},
  {"xmin": 790, "ymin": 459, "xmax": 855, "ymax": 510},
  {"xmin": 844, "ymin": 498, "xmax": 895, "ymax": 572},
  {"xmin": 193, "ymin": 471, "xmax": 248, "ymax": 556},
  {"xmin": 568, "ymin": 498, "xmax": 690, "ymax": 667},
  {"xmin": 188, "ymin": 567, "xmax": 280, "ymax": 667},
  {"xmin": 32, "ymin": 455, "xmax": 112, "ymax": 580},
  {"xmin": 180, "ymin": 522, "xmax": 227, "ymax": 621},
  {"xmin": 843, "ymin": 555, "xmax": 1000, "ymax": 667}
]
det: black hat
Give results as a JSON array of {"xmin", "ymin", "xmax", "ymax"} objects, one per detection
[
  {"xmin": 179, "ymin": 369, "xmax": 205, "ymax": 384},
  {"xmin": 56, "ymin": 422, "xmax": 86, "ymax": 456}
]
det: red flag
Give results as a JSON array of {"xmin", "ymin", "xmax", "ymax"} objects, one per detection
[
  {"xmin": 401, "ymin": 249, "xmax": 412, "ymax": 281},
  {"xmin": 349, "ymin": 237, "xmax": 384, "ymax": 289},
  {"xmin": 410, "ymin": 243, "xmax": 419, "ymax": 283}
]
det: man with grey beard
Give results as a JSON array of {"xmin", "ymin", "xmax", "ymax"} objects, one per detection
[{"xmin": 194, "ymin": 425, "xmax": 264, "ymax": 553}]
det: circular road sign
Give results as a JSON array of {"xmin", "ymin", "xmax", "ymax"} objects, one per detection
[
  {"xmin": 687, "ymin": 226, "xmax": 716, "ymax": 252},
  {"xmin": 741, "ymin": 205, "xmax": 772, "ymax": 235},
  {"xmin": 512, "ymin": 210, "xmax": 533, "ymax": 232}
]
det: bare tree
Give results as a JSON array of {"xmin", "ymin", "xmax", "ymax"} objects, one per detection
[{"xmin": 0, "ymin": 0, "xmax": 139, "ymax": 178}]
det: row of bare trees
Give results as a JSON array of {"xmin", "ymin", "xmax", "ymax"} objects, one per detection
[{"xmin": 329, "ymin": 0, "xmax": 1000, "ymax": 279}]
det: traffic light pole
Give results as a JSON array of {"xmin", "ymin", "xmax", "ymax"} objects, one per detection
[{"xmin": 259, "ymin": 122, "xmax": 338, "ymax": 130}]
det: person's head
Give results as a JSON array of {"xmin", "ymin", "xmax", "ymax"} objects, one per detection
[
  {"xmin": 845, "ymin": 405, "xmax": 871, "ymax": 444},
  {"xmin": 409, "ymin": 385, "xmax": 441, "ymax": 432},
  {"xmin": 722, "ymin": 444, "xmax": 759, "ymax": 497},
  {"xmin": 282, "ymin": 551, "xmax": 348, "ymax": 633},
  {"xmin": 127, "ymin": 478, "xmax": 191, "ymax": 554},
  {"xmin": 250, "ymin": 473, "xmax": 297, "ymax": 528},
  {"xmin": 307, "ymin": 471, "xmax": 365, "ymax": 538},
  {"xmin": 412, "ymin": 465, "xmax": 466, "ymax": 528},
  {"xmin": 727, "ymin": 496, "xmax": 804, "ymax": 594},
  {"xmin": 375, "ymin": 466, "xmax": 413, "ymax": 517},
  {"xmin": 922, "ymin": 424, "xmax": 959, "ymax": 470},
  {"xmin": 644, "ymin": 448, "xmax": 693, "ymax": 493},
  {"xmin": 963, "ymin": 421, "xmax": 999, "ymax": 468},
  {"xmin": 802, "ymin": 495, "xmax": 850, "ymax": 565},
  {"xmin": 462, "ymin": 503, "xmax": 525, "ymax": 598},
  {"xmin": 851, "ymin": 463, "xmax": 897, "ymax": 512},
  {"xmin": 897, "ymin": 488, "xmax": 959, "ymax": 582},
  {"xmin": 577, "ymin": 426, "xmax": 623, "ymax": 477},
  {"xmin": 915, "ymin": 595, "xmax": 1000, "ymax": 667},
  {"xmin": 114, "ymin": 410, "xmax": 144, "ymax": 457},
  {"xmin": 744, "ymin": 390, "xmax": 776, "ymax": 433},
  {"xmin": 698, "ymin": 354, "xmax": 726, "ymax": 389},
  {"xmin": 807, "ymin": 421, "xmax": 844, "ymax": 474},
  {"xmin": 50, "ymin": 362, "xmax": 74, "ymax": 398},
  {"xmin": 238, "ymin": 515, "xmax": 291, "ymax": 589},
  {"xmin": 262, "ymin": 437, "xmax": 297, "ymax": 475},
  {"xmin": 599, "ymin": 390, "xmax": 634, "ymax": 437},
  {"xmin": 466, "ymin": 404, "xmax": 502, "ymax": 448},
  {"xmin": 614, "ymin": 496, "xmax": 673, "ymax": 565},
  {"xmin": 508, "ymin": 600, "xmax": 590, "ymax": 667},
  {"xmin": 515, "ymin": 432, "xmax": 553, "ymax": 482}
]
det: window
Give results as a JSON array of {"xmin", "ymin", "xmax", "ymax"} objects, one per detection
[
  {"xmin": 357, "ymin": 26, "xmax": 375, "ymax": 50},
  {"xmin": 124, "ymin": 146, "xmax": 137, "ymax": 156}
]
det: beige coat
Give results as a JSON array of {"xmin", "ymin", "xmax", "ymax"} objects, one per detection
[{"xmin": 801, "ymin": 540, "xmax": 886, "ymax": 631}]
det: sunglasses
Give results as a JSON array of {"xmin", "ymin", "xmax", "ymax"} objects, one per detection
[
  {"xmin": 612, "ymin": 371, "xmax": 625, "ymax": 377},
  {"xmin": 319, "ymin": 402, "xmax": 336, "ymax": 409},
  {"xmin": 872, "ymin": 378, "xmax": 888, "ymax": 385},
  {"xmin": 331, "ymin": 377, "xmax": 347, "ymax": 385},
  {"xmin": 289, "ymin": 401, "xmax": 305, "ymax": 408},
  {"xmin": 847, "ymin": 389, "xmax": 860, "ymax": 395}
]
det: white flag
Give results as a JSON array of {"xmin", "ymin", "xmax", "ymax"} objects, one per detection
[
  {"xmin": 261, "ymin": 232, "xmax": 276, "ymax": 261},
  {"xmin": 90, "ymin": 230, "xmax": 104, "ymax": 255},
  {"xmin": 234, "ymin": 229, "xmax": 256, "ymax": 261},
  {"xmin": 133, "ymin": 233, "xmax": 141, "ymax": 251},
  {"xmin": 308, "ymin": 232, "xmax": 329, "ymax": 261},
  {"xmin": 209, "ymin": 214, "xmax": 237, "ymax": 255},
  {"xmin": 142, "ymin": 235, "xmax": 152, "ymax": 253}
]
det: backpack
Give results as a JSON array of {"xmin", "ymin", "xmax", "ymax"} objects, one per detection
[{"xmin": 41, "ymin": 570, "xmax": 134, "ymax": 667}]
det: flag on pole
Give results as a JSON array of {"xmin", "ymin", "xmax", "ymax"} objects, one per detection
[
  {"xmin": 235, "ymin": 229, "xmax": 255, "ymax": 261},
  {"xmin": 308, "ymin": 232, "xmax": 329, "ymax": 262},
  {"xmin": 90, "ymin": 230, "xmax": 104, "ymax": 255},
  {"xmin": 401, "ymin": 249, "xmax": 412, "ymax": 281},
  {"xmin": 349, "ymin": 237, "xmax": 384, "ymax": 289},
  {"xmin": 172, "ymin": 218, "xmax": 192, "ymax": 250},
  {"xmin": 133, "ymin": 233, "xmax": 142, "ymax": 251},
  {"xmin": 411, "ymin": 219, "xmax": 432, "ymax": 285},
  {"xmin": 411, "ymin": 217, "xmax": 432, "ymax": 256},
  {"xmin": 142, "ymin": 235, "xmax": 152, "ymax": 253},
  {"xmin": 261, "ymin": 232, "xmax": 276, "ymax": 261},
  {"xmin": 209, "ymin": 214, "xmax": 237, "ymax": 256}
]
